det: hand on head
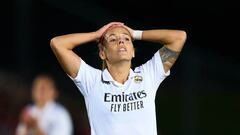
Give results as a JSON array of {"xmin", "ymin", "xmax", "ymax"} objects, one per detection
[
  {"xmin": 121, "ymin": 25, "xmax": 134, "ymax": 38},
  {"xmin": 97, "ymin": 22, "xmax": 135, "ymax": 44},
  {"xmin": 96, "ymin": 22, "xmax": 124, "ymax": 40}
]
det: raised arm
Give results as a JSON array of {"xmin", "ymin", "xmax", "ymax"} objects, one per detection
[
  {"xmin": 122, "ymin": 25, "xmax": 187, "ymax": 72},
  {"xmin": 50, "ymin": 22, "xmax": 123, "ymax": 78},
  {"xmin": 141, "ymin": 30, "xmax": 187, "ymax": 72}
]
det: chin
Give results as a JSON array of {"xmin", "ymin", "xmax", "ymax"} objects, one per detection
[{"xmin": 119, "ymin": 57, "xmax": 132, "ymax": 62}]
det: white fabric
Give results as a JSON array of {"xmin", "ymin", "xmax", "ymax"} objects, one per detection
[
  {"xmin": 133, "ymin": 30, "xmax": 143, "ymax": 40},
  {"xmin": 71, "ymin": 51, "xmax": 170, "ymax": 135},
  {"xmin": 16, "ymin": 101, "xmax": 73, "ymax": 135}
]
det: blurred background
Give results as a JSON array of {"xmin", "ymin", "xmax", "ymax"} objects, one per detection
[{"xmin": 1, "ymin": 0, "xmax": 239, "ymax": 135}]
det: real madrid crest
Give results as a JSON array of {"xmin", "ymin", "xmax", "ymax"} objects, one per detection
[{"xmin": 134, "ymin": 75, "xmax": 143, "ymax": 83}]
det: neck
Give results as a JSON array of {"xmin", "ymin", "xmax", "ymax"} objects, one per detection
[
  {"xmin": 107, "ymin": 61, "xmax": 131, "ymax": 84},
  {"xmin": 36, "ymin": 100, "xmax": 52, "ymax": 109},
  {"xmin": 36, "ymin": 102, "xmax": 46, "ymax": 109}
]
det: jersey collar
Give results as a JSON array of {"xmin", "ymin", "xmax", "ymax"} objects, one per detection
[{"xmin": 102, "ymin": 68, "xmax": 135, "ymax": 83}]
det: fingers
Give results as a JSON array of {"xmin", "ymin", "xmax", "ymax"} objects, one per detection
[
  {"xmin": 97, "ymin": 22, "xmax": 134, "ymax": 42},
  {"xmin": 102, "ymin": 22, "xmax": 124, "ymax": 32},
  {"xmin": 96, "ymin": 22, "xmax": 121, "ymax": 39},
  {"xmin": 97, "ymin": 22, "xmax": 124, "ymax": 41},
  {"xmin": 106, "ymin": 22, "xmax": 124, "ymax": 27},
  {"xmin": 121, "ymin": 25, "xmax": 134, "ymax": 37},
  {"xmin": 103, "ymin": 22, "xmax": 123, "ymax": 30}
]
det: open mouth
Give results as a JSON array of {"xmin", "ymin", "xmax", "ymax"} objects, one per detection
[{"xmin": 118, "ymin": 47, "xmax": 127, "ymax": 52}]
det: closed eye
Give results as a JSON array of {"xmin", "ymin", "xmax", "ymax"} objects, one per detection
[
  {"xmin": 124, "ymin": 37, "xmax": 130, "ymax": 41},
  {"xmin": 109, "ymin": 38, "xmax": 117, "ymax": 42}
]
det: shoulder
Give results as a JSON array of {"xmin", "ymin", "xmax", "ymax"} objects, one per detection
[
  {"xmin": 71, "ymin": 58, "xmax": 102, "ymax": 81},
  {"xmin": 49, "ymin": 102, "xmax": 71, "ymax": 116},
  {"xmin": 134, "ymin": 51, "xmax": 161, "ymax": 70}
]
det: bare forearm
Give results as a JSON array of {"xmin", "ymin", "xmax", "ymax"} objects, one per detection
[
  {"xmin": 49, "ymin": 32, "xmax": 99, "ymax": 77},
  {"xmin": 50, "ymin": 32, "xmax": 98, "ymax": 50},
  {"xmin": 141, "ymin": 29, "xmax": 187, "ymax": 72},
  {"xmin": 50, "ymin": 22, "xmax": 124, "ymax": 78},
  {"xmin": 142, "ymin": 29, "xmax": 187, "ymax": 52}
]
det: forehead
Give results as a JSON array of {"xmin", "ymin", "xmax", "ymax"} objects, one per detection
[
  {"xmin": 105, "ymin": 27, "xmax": 130, "ymax": 36},
  {"xmin": 34, "ymin": 77, "xmax": 49, "ymax": 84},
  {"xmin": 33, "ymin": 77, "xmax": 54, "ymax": 89}
]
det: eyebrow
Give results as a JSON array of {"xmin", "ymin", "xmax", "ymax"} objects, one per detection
[{"xmin": 107, "ymin": 33, "xmax": 130, "ymax": 38}]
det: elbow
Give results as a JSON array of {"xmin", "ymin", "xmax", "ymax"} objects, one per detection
[
  {"xmin": 168, "ymin": 30, "xmax": 187, "ymax": 52},
  {"xmin": 50, "ymin": 36, "xmax": 73, "ymax": 50},
  {"xmin": 50, "ymin": 37, "xmax": 61, "ymax": 49},
  {"xmin": 175, "ymin": 30, "xmax": 187, "ymax": 49},
  {"xmin": 176, "ymin": 30, "xmax": 187, "ymax": 43},
  {"xmin": 50, "ymin": 36, "xmax": 69, "ymax": 51}
]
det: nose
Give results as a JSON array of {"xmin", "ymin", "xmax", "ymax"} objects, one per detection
[{"xmin": 118, "ymin": 38, "xmax": 124, "ymax": 45}]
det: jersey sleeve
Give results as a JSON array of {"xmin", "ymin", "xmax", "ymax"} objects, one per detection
[
  {"xmin": 68, "ymin": 58, "xmax": 100, "ymax": 97},
  {"xmin": 138, "ymin": 51, "xmax": 170, "ymax": 91}
]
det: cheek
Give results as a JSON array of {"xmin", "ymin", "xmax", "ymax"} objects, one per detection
[
  {"xmin": 104, "ymin": 46, "xmax": 116, "ymax": 55},
  {"xmin": 46, "ymin": 91, "xmax": 54, "ymax": 99},
  {"xmin": 33, "ymin": 90, "xmax": 43, "ymax": 100},
  {"xmin": 129, "ymin": 46, "xmax": 135, "ymax": 57},
  {"xmin": 128, "ymin": 45, "xmax": 134, "ymax": 52}
]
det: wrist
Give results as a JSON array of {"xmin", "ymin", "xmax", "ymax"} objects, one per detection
[
  {"xmin": 91, "ymin": 32, "xmax": 101, "ymax": 42},
  {"xmin": 132, "ymin": 30, "xmax": 143, "ymax": 40}
]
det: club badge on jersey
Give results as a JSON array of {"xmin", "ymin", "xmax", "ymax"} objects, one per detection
[{"xmin": 134, "ymin": 75, "xmax": 143, "ymax": 83}]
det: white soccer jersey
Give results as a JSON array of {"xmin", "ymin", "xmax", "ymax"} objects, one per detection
[
  {"xmin": 16, "ymin": 101, "xmax": 73, "ymax": 135},
  {"xmin": 71, "ymin": 51, "xmax": 170, "ymax": 135}
]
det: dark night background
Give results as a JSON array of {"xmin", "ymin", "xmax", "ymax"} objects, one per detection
[{"xmin": 0, "ymin": 0, "xmax": 239, "ymax": 135}]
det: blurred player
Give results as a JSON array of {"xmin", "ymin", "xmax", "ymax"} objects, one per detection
[{"xmin": 16, "ymin": 74, "xmax": 73, "ymax": 135}]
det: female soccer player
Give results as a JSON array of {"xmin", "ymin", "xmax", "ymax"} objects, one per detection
[{"xmin": 50, "ymin": 22, "xmax": 186, "ymax": 135}]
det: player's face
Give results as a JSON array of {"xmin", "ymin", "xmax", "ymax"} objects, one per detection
[
  {"xmin": 100, "ymin": 27, "xmax": 135, "ymax": 64},
  {"xmin": 32, "ymin": 77, "xmax": 56, "ymax": 105}
]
